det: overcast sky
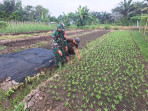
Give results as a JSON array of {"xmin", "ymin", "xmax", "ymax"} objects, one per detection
[{"xmin": 0, "ymin": 0, "xmax": 144, "ymax": 17}]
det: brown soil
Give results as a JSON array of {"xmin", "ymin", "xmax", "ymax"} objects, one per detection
[
  {"xmin": 0, "ymin": 78, "xmax": 4, "ymax": 85},
  {"xmin": 0, "ymin": 30, "xmax": 107, "ymax": 55},
  {"xmin": 0, "ymin": 29, "xmax": 71, "ymax": 36},
  {"xmin": 0, "ymin": 30, "xmax": 50, "ymax": 36}
]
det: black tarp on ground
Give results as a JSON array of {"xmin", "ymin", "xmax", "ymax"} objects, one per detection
[{"xmin": 0, "ymin": 48, "xmax": 55, "ymax": 82}]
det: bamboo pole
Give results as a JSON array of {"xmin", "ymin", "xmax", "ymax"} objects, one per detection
[
  {"xmin": 139, "ymin": 19, "xmax": 141, "ymax": 32},
  {"xmin": 144, "ymin": 18, "xmax": 148, "ymax": 36}
]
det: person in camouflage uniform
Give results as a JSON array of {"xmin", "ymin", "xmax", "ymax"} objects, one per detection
[{"xmin": 51, "ymin": 23, "xmax": 68, "ymax": 67}]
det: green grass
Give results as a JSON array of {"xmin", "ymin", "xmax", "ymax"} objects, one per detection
[
  {"xmin": 0, "ymin": 32, "xmax": 51, "ymax": 40},
  {"xmin": 0, "ymin": 22, "xmax": 57, "ymax": 33},
  {"xmin": 68, "ymin": 24, "xmax": 136, "ymax": 31},
  {"xmin": 69, "ymin": 24, "xmax": 108, "ymax": 30},
  {"xmin": 0, "ymin": 45, "xmax": 7, "ymax": 50},
  {"xmin": 130, "ymin": 31, "xmax": 148, "ymax": 64},
  {"xmin": 33, "ymin": 41, "xmax": 48, "ymax": 47},
  {"xmin": 113, "ymin": 26, "xmax": 118, "ymax": 30},
  {"xmin": 0, "ymin": 90, "xmax": 5, "ymax": 111},
  {"xmin": 104, "ymin": 25, "xmax": 111, "ymax": 30}
]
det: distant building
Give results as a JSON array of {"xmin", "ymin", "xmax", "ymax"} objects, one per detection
[{"xmin": 49, "ymin": 22, "xmax": 57, "ymax": 25}]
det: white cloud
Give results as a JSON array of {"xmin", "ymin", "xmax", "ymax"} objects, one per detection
[{"xmin": 0, "ymin": 0, "xmax": 144, "ymax": 17}]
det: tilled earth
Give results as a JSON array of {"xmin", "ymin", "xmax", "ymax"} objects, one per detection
[
  {"xmin": 0, "ymin": 30, "xmax": 110, "ymax": 110},
  {"xmin": 22, "ymin": 31, "xmax": 110, "ymax": 111},
  {"xmin": 0, "ymin": 30, "xmax": 109, "ymax": 54}
]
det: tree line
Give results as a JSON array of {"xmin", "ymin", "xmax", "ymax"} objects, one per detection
[{"xmin": 0, "ymin": 0, "xmax": 147, "ymax": 26}]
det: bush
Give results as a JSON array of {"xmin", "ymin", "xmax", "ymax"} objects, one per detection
[
  {"xmin": 0, "ymin": 21, "xmax": 8, "ymax": 29},
  {"xmin": 104, "ymin": 25, "xmax": 111, "ymax": 30},
  {"xmin": 83, "ymin": 26, "xmax": 89, "ymax": 30},
  {"xmin": 90, "ymin": 25, "xmax": 96, "ymax": 30},
  {"xmin": 114, "ymin": 26, "xmax": 118, "ymax": 30}
]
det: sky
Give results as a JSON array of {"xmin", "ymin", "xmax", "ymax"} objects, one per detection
[{"xmin": 0, "ymin": 0, "xmax": 144, "ymax": 17}]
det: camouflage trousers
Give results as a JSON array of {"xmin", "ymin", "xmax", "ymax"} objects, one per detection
[{"xmin": 53, "ymin": 47, "xmax": 67, "ymax": 67}]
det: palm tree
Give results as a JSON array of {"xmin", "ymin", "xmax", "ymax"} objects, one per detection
[
  {"xmin": 112, "ymin": 0, "xmax": 134, "ymax": 18},
  {"xmin": 112, "ymin": 0, "xmax": 135, "ymax": 25}
]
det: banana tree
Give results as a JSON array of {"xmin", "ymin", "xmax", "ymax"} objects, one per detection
[
  {"xmin": 64, "ymin": 12, "xmax": 71, "ymax": 27},
  {"xmin": 76, "ymin": 5, "xmax": 90, "ymax": 26}
]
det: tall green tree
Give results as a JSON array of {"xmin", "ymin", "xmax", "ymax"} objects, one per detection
[
  {"xmin": 0, "ymin": 0, "xmax": 23, "ymax": 20},
  {"xmin": 112, "ymin": 0, "xmax": 135, "ymax": 25},
  {"xmin": 76, "ymin": 5, "xmax": 91, "ymax": 26},
  {"xmin": 34, "ymin": 5, "xmax": 50, "ymax": 22},
  {"xmin": 23, "ymin": 5, "xmax": 35, "ymax": 21},
  {"xmin": 91, "ymin": 11, "xmax": 112, "ymax": 24},
  {"xmin": 112, "ymin": 0, "xmax": 134, "ymax": 17}
]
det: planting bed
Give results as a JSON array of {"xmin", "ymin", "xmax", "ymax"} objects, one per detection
[
  {"xmin": 0, "ymin": 30, "xmax": 108, "ymax": 55},
  {"xmin": 29, "ymin": 31, "xmax": 148, "ymax": 111},
  {"xmin": 0, "ymin": 30, "xmax": 110, "ymax": 110}
]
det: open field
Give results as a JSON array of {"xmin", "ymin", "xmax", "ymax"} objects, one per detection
[
  {"xmin": 0, "ymin": 0, "xmax": 147, "ymax": 110},
  {"xmin": 0, "ymin": 30, "xmax": 108, "ymax": 54},
  {"xmin": 0, "ymin": 30, "xmax": 110, "ymax": 110},
  {"xmin": 0, "ymin": 30, "xmax": 147, "ymax": 111},
  {"xmin": 24, "ymin": 31, "xmax": 147, "ymax": 111}
]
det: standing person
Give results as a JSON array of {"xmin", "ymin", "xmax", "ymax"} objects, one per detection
[
  {"xmin": 66, "ymin": 37, "xmax": 80, "ymax": 62},
  {"xmin": 51, "ymin": 23, "xmax": 68, "ymax": 67}
]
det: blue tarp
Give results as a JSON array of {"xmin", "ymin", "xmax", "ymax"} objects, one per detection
[{"xmin": 0, "ymin": 48, "xmax": 55, "ymax": 82}]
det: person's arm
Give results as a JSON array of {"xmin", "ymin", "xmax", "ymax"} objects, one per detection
[
  {"xmin": 76, "ymin": 47, "xmax": 80, "ymax": 60},
  {"xmin": 64, "ymin": 31, "xmax": 68, "ymax": 51}
]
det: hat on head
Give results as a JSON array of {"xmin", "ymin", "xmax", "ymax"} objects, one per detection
[
  {"xmin": 75, "ymin": 37, "xmax": 80, "ymax": 45},
  {"xmin": 57, "ymin": 22, "xmax": 66, "ymax": 31}
]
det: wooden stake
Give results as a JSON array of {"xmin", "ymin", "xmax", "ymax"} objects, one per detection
[{"xmin": 144, "ymin": 18, "xmax": 148, "ymax": 36}]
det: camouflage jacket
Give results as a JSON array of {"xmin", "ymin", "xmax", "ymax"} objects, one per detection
[{"xmin": 51, "ymin": 29, "xmax": 67, "ymax": 51}]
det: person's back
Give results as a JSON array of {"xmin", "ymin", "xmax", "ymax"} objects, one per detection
[{"xmin": 66, "ymin": 37, "xmax": 80, "ymax": 61}]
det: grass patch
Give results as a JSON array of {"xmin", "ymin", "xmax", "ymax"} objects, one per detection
[
  {"xmin": 0, "ymin": 32, "xmax": 51, "ymax": 40},
  {"xmin": 0, "ymin": 22, "xmax": 56, "ymax": 34},
  {"xmin": 0, "ymin": 45, "xmax": 7, "ymax": 50},
  {"xmin": 113, "ymin": 26, "xmax": 118, "ymax": 30},
  {"xmin": 70, "ymin": 30, "xmax": 97, "ymax": 38},
  {"xmin": 130, "ymin": 31, "xmax": 148, "ymax": 64},
  {"xmin": 33, "ymin": 41, "xmax": 48, "ymax": 47},
  {"xmin": 104, "ymin": 25, "xmax": 111, "ymax": 30}
]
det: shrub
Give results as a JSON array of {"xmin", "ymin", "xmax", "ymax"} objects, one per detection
[
  {"xmin": 104, "ymin": 25, "xmax": 111, "ymax": 30},
  {"xmin": 0, "ymin": 21, "xmax": 8, "ymax": 29},
  {"xmin": 114, "ymin": 26, "xmax": 118, "ymax": 30}
]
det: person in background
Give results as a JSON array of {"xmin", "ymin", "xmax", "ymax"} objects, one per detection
[
  {"xmin": 51, "ymin": 23, "xmax": 68, "ymax": 67},
  {"xmin": 66, "ymin": 37, "xmax": 80, "ymax": 62}
]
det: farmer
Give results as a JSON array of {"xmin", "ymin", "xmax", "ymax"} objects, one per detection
[
  {"xmin": 51, "ymin": 23, "xmax": 68, "ymax": 67},
  {"xmin": 66, "ymin": 37, "xmax": 80, "ymax": 62}
]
